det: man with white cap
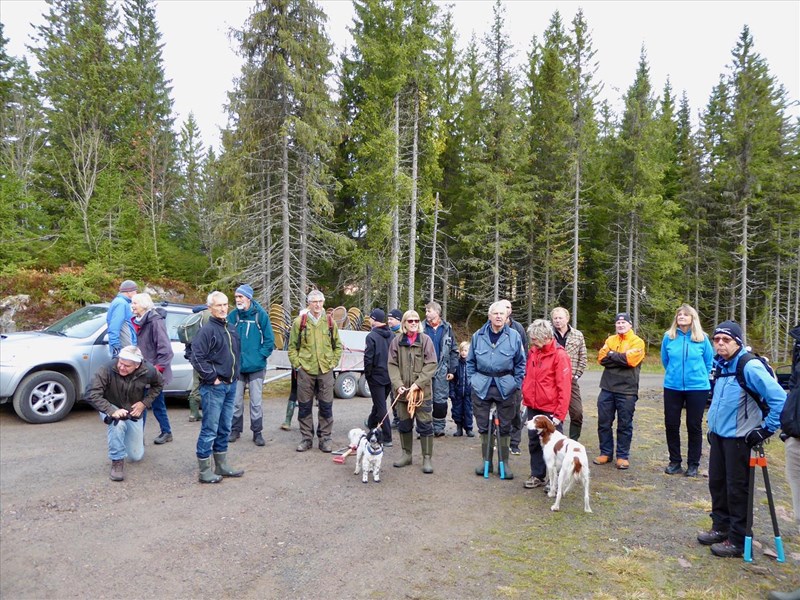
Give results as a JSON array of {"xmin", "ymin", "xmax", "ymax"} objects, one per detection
[
  {"xmin": 85, "ymin": 346, "xmax": 164, "ymax": 481},
  {"xmin": 106, "ymin": 280, "xmax": 138, "ymax": 358},
  {"xmin": 594, "ymin": 312, "xmax": 645, "ymax": 470}
]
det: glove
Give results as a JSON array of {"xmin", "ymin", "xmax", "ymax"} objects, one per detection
[{"xmin": 745, "ymin": 427, "xmax": 772, "ymax": 448}]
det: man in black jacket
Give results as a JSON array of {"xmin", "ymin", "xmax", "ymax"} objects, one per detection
[
  {"xmin": 364, "ymin": 309, "xmax": 394, "ymax": 447},
  {"xmin": 189, "ymin": 291, "xmax": 243, "ymax": 483},
  {"xmin": 85, "ymin": 346, "xmax": 163, "ymax": 482}
]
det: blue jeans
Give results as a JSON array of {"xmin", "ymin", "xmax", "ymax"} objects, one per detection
[
  {"xmin": 150, "ymin": 391, "xmax": 171, "ymax": 435},
  {"xmin": 597, "ymin": 389, "xmax": 638, "ymax": 459},
  {"xmin": 196, "ymin": 382, "xmax": 236, "ymax": 458},
  {"xmin": 102, "ymin": 413, "xmax": 144, "ymax": 461}
]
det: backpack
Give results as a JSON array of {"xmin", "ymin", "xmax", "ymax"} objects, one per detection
[
  {"xmin": 178, "ymin": 311, "xmax": 205, "ymax": 345},
  {"xmin": 713, "ymin": 351, "xmax": 777, "ymax": 418},
  {"xmin": 781, "ymin": 336, "xmax": 800, "ymax": 437},
  {"xmin": 296, "ymin": 312, "xmax": 337, "ymax": 352}
]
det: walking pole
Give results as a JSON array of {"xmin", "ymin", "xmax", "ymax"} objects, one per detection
[
  {"xmin": 495, "ymin": 410, "xmax": 509, "ymax": 479},
  {"xmin": 744, "ymin": 442, "xmax": 786, "ymax": 563},
  {"xmin": 756, "ymin": 442, "xmax": 786, "ymax": 563},
  {"xmin": 743, "ymin": 445, "xmax": 758, "ymax": 563},
  {"xmin": 483, "ymin": 409, "xmax": 495, "ymax": 478}
]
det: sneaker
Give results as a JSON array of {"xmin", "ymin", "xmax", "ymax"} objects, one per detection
[
  {"xmin": 510, "ymin": 446, "xmax": 521, "ymax": 455},
  {"xmin": 319, "ymin": 438, "xmax": 333, "ymax": 453},
  {"xmin": 685, "ymin": 464, "xmax": 699, "ymax": 478},
  {"xmin": 228, "ymin": 431, "xmax": 240, "ymax": 443},
  {"xmin": 711, "ymin": 539, "xmax": 743, "ymax": 558},
  {"xmin": 296, "ymin": 439, "xmax": 313, "ymax": 452},
  {"xmin": 280, "ymin": 422, "xmax": 291, "ymax": 431},
  {"xmin": 697, "ymin": 529, "xmax": 728, "ymax": 545},
  {"xmin": 615, "ymin": 458, "xmax": 629, "ymax": 470},
  {"xmin": 664, "ymin": 462, "xmax": 683, "ymax": 475},
  {"xmin": 593, "ymin": 455, "xmax": 612, "ymax": 465},
  {"xmin": 253, "ymin": 432, "xmax": 265, "ymax": 447},
  {"xmin": 384, "ymin": 440, "xmax": 393, "ymax": 447},
  {"xmin": 153, "ymin": 432, "xmax": 173, "ymax": 445},
  {"xmin": 110, "ymin": 459, "xmax": 125, "ymax": 481},
  {"xmin": 524, "ymin": 476, "xmax": 545, "ymax": 489}
]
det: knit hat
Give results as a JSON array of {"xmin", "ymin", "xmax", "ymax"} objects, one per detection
[
  {"xmin": 119, "ymin": 280, "xmax": 138, "ymax": 293},
  {"xmin": 713, "ymin": 320, "xmax": 744, "ymax": 347},
  {"xmin": 235, "ymin": 284, "xmax": 254, "ymax": 300},
  {"xmin": 388, "ymin": 309, "xmax": 403, "ymax": 321},
  {"xmin": 118, "ymin": 346, "xmax": 143, "ymax": 363},
  {"xmin": 369, "ymin": 308, "xmax": 386, "ymax": 324},
  {"xmin": 615, "ymin": 312, "xmax": 633, "ymax": 325}
]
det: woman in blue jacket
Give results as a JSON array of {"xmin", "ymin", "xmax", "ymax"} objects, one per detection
[{"xmin": 660, "ymin": 304, "xmax": 713, "ymax": 477}]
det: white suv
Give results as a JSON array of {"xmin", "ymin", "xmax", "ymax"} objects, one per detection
[{"xmin": 0, "ymin": 303, "xmax": 193, "ymax": 423}]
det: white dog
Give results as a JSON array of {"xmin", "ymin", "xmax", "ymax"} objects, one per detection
[
  {"xmin": 351, "ymin": 427, "xmax": 384, "ymax": 483},
  {"xmin": 527, "ymin": 415, "xmax": 592, "ymax": 513}
]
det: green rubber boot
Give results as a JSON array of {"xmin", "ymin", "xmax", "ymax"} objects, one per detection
[
  {"xmin": 213, "ymin": 452, "xmax": 244, "ymax": 477},
  {"xmin": 393, "ymin": 432, "xmax": 413, "ymax": 468},
  {"xmin": 188, "ymin": 395, "xmax": 202, "ymax": 422},
  {"xmin": 569, "ymin": 422, "xmax": 582, "ymax": 441},
  {"xmin": 421, "ymin": 436, "xmax": 433, "ymax": 474},
  {"xmin": 281, "ymin": 400, "xmax": 296, "ymax": 431},
  {"xmin": 476, "ymin": 433, "xmax": 493, "ymax": 476},
  {"xmin": 498, "ymin": 435, "xmax": 513, "ymax": 480},
  {"xmin": 198, "ymin": 457, "xmax": 222, "ymax": 484}
]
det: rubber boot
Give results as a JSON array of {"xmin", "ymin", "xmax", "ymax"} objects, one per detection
[
  {"xmin": 281, "ymin": 400, "xmax": 296, "ymax": 431},
  {"xmin": 393, "ymin": 432, "xmax": 413, "ymax": 468},
  {"xmin": 198, "ymin": 457, "xmax": 222, "ymax": 483},
  {"xmin": 421, "ymin": 436, "xmax": 433, "ymax": 474},
  {"xmin": 476, "ymin": 433, "xmax": 493, "ymax": 476},
  {"xmin": 454, "ymin": 425, "xmax": 464, "ymax": 437},
  {"xmin": 213, "ymin": 452, "xmax": 244, "ymax": 477},
  {"xmin": 569, "ymin": 422, "xmax": 582, "ymax": 441},
  {"xmin": 188, "ymin": 396, "xmax": 202, "ymax": 422},
  {"xmin": 498, "ymin": 435, "xmax": 513, "ymax": 480}
]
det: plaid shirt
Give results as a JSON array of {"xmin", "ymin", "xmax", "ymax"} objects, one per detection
[{"xmin": 555, "ymin": 326, "xmax": 588, "ymax": 379}]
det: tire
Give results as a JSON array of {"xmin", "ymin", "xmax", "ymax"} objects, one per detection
[
  {"xmin": 357, "ymin": 375, "xmax": 370, "ymax": 398},
  {"xmin": 334, "ymin": 372, "xmax": 358, "ymax": 399},
  {"xmin": 12, "ymin": 370, "xmax": 76, "ymax": 424}
]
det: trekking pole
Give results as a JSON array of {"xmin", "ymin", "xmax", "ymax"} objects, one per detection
[
  {"xmin": 483, "ymin": 409, "xmax": 496, "ymax": 478},
  {"xmin": 743, "ymin": 445, "xmax": 757, "ymax": 563},
  {"xmin": 744, "ymin": 442, "xmax": 786, "ymax": 563},
  {"xmin": 495, "ymin": 410, "xmax": 509, "ymax": 479}
]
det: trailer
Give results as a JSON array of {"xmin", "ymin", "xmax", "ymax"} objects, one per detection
[{"xmin": 264, "ymin": 329, "xmax": 371, "ymax": 399}]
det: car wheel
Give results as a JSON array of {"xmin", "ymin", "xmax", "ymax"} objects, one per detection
[
  {"xmin": 357, "ymin": 374, "xmax": 370, "ymax": 398},
  {"xmin": 12, "ymin": 371, "xmax": 76, "ymax": 424},
  {"xmin": 334, "ymin": 372, "xmax": 358, "ymax": 399}
]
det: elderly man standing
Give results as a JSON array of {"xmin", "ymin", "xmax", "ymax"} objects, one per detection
[
  {"xmin": 423, "ymin": 301, "xmax": 458, "ymax": 437},
  {"xmin": 227, "ymin": 284, "xmax": 275, "ymax": 447},
  {"xmin": 107, "ymin": 280, "xmax": 138, "ymax": 358},
  {"xmin": 467, "ymin": 301, "xmax": 526, "ymax": 479},
  {"xmin": 85, "ymin": 346, "xmax": 163, "ymax": 481},
  {"xmin": 190, "ymin": 291, "xmax": 243, "ymax": 484},
  {"xmin": 594, "ymin": 312, "xmax": 645, "ymax": 470},
  {"xmin": 288, "ymin": 290, "xmax": 342, "ymax": 453},
  {"xmin": 551, "ymin": 307, "xmax": 588, "ymax": 441}
]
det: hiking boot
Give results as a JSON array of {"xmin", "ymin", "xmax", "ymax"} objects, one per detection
[
  {"xmin": 319, "ymin": 438, "xmax": 333, "ymax": 453},
  {"xmin": 510, "ymin": 446, "xmax": 521, "ymax": 455},
  {"xmin": 384, "ymin": 440, "xmax": 393, "ymax": 447},
  {"xmin": 685, "ymin": 464, "xmax": 699, "ymax": 478},
  {"xmin": 253, "ymin": 432, "xmax": 265, "ymax": 446},
  {"xmin": 110, "ymin": 459, "xmax": 124, "ymax": 481},
  {"xmin": 616, "ymin": 458, "xmax": 630, "ymax": 470},
  {"xmin": 524, "ymin": 476, "xmax": 545, "ymax": 489},
  {"xmin": 296, "ymin": 439, "xmax": 313, "ymax": 452},
  {"xmin": 711, "ymin": 539, "xmax": 743, "ymax": 558},
  {"xmin": 153, "ymin": 432, "xmax": 173, "ymax": 445},
  {"xmin": 228, "ymin": 431, "xmax": 240, "ymax": 443},
  {"xmin": 697, "ymin": 529, "xmax": 728, "ymax": 545},
  {"xmin": 593, "ymin": 455, "xmax": 612, "ymax": 465},
  {"xmin": 665, "ymin": 461, "xmax": 683, "ymax": 475}
]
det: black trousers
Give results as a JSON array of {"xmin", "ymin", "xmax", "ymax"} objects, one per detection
[
  {"xmin": 472, "ymin": 386, "xmax": 515, "ymax": 436},
  {"xmin": 707, "ymin": 432, "xmax": 750, "ymax": 546},
  {"xmin": 663, "ymin": 388, "xmax": 707, "ymax": 466},
  {"xmin": 366, "ymin": 380, "xmax": 392, "ymax": 443},
  {"xmin": 526, "ymin": 407, "xmax": 564, "ymax": 480}
]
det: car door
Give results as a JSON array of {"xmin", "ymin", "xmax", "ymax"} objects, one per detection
[{"xmin": 163, "ymin": 309, "xmax": 192, "ymax": 395}]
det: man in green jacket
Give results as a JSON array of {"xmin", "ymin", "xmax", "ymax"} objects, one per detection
[{"xmin": 288, "ymin": 289, "xmax": 342, "ymax": 452}]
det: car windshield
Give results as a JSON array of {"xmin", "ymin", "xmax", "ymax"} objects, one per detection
[{"xmin": 44, "ymin": 306, "xmax": 108, "ymax": 339}]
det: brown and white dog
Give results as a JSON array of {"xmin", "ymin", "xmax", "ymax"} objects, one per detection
[{"xmin": 527, "ymin": 415, "xmax": 592, "ymax": 513}]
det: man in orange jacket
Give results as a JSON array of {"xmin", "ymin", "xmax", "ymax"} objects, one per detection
[{"xmin": 593, "ymin": 313, "xmax": 645, "ymax": 470}]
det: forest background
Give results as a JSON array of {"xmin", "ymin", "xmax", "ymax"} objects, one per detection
[{"xmin": 1, "ymin": 0, "xmax": 798, "ymax": 361}]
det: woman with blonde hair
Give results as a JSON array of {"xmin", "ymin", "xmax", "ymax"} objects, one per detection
[{"xmin": 660, "ymin": 304, "xmax": 713, "ymax": 477}]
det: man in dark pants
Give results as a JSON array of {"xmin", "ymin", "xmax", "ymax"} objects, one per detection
[
  {"xmin": 699, "ymin": 321, "xmax": 786, "ymax": 558},
  {"xmin": 364, "ymin": 308, "xmax": 394, "ymax": 447}
]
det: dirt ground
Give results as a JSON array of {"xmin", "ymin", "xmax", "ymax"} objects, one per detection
[{"xmin": 1, "ymin": 372, "xmax": 798, "ymax": 600}]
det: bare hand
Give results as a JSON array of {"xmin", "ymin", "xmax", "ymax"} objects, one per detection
[
  {"xmin": 445, "ymin": 374, "xmax": 454, "ymax": 381},
  {"xmin": 111, "ymin": 408, "xmax": 129, "ymax": 420},
  {"xmin": 129, "ymin": 402, "xmax": 145, "ymax": 418}
]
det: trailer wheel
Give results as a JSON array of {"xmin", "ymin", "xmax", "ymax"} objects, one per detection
[
  {"xmin": 334, "ymin": 372, "xmax": 358, "ymax": 399},
  {"xmin": 357, "ymin": 375, "xmax": 370, "ymax": 398}
]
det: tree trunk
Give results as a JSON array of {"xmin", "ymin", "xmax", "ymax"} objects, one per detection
[
  {"xmin": 390, "ymin": 95, "xmax": 400, "ymax": 311},
  {"xmin": 429, "ymin": 192, "xmax": 439, "ymax": 302},
  {"xmin": 740, "ymin": 203, "xmax": 749, "ymax": 343},
  {"xmin": 281, "ymin": 128, "xmax": 291, "ymax": 312},
  {"xmin": 408, "ymin": 90, "xmax": 419, "ymax": 308},
  {"xmin": 299, "ymin": 156, "xmax": 309, "ymax": 302},
  {"xmin": 571, "ymin": 161, "xmax": 580, "ymax": 328}
]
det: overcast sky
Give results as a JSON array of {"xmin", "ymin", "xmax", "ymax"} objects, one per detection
[{"xmin": 3, "ymin": 0, "xmax": 799, "ymax": 151}]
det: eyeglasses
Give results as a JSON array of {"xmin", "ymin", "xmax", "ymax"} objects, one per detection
[
  {"xmin": 712, "ymin": 336, "xmax": 734, "ymax": 344},
  {"xmin": 406, "ymin": 319, "xmax": 420, "ymax": 323}
]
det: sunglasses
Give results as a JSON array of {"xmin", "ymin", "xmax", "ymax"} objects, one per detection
[{"xmin": 406, "ymin": 319, "xmax": 420, "ymax": 323}]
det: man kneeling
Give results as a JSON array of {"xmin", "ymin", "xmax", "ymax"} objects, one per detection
[{"xmin": 85, "ymin": 346, "xmax": 164, "ymax": 481}]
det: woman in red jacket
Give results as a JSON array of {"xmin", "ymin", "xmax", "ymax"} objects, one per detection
[{"xmin": 521, "ymin": 319, "xmax": 573, "ymax": 490}]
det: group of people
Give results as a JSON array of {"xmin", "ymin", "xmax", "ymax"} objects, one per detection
[{"xmin": 88, "ymin": 281, "xmax": 799, "ymax": 568}]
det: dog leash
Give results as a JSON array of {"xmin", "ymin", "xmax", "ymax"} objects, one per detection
[{"xmin": 375, "ymin": 388, "xmax": 406, "ymax": 430}]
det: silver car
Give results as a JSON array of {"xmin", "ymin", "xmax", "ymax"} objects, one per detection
[{"xmin": 0, "ymin": 303, "xmax": 194, "ymax": 423}]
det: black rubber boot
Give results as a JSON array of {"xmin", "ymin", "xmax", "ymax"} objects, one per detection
[{"xmin": 476, "ymin": 433, "xmax": 493, "ymax": 476}]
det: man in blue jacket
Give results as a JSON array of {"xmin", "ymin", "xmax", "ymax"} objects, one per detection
[
  {"xmin": 227, "ymin": 284, "xmax": 275, "ymax": 447},
  {"xmin": 698, "ymin": 321, "xmax": 786, "ymax": 558},
  {"xmin": 106, "ymin": 280, "xmax": 138, "ymax": 358}
]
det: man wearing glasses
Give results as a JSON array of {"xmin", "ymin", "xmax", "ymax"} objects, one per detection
[{"xmin": 698, "ymin": 320, "xmax": 786, "ymax": 558}]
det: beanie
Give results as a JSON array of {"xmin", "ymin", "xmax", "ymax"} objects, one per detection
[
  {"xmin": 369, "ymin": 308, "xmax": 386, "ymax": 324},
  {"xmin": 235, "ymin": 284, "xmax": 254, "ymax": 301},
  {"xmin": 713, "ymin": 320, "xmax": 744, "ymax": 347},
  {"xmin": 615, "ymin": 312, "xmax": 633, "ymax": 325},
  {"xmin": 388, "ymin": 309, "xmax": 403, "ymax": 321},
  {"xmin": 119, "ymin": 280, "xmax": 138, "ymax": 293}
]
